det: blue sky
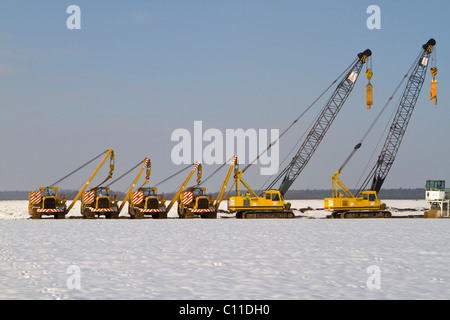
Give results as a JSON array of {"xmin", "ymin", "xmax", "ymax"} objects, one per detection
[{"xmin": 0, "ymin": 0, "xmax": 449, "ymax": 194}]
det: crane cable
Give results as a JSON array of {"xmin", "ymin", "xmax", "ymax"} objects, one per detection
[
  {"xmin": 105, "ymin": 161, "xmax": 143, "ymax": 188},
  {"xmin": 152, "ymin": 164, "xmax": 193, "ymax": 188},
  {"xmin": 104, "ymin": 161, "xmax": 193, "ymax": 197},
  {"xmin": 92, "ymin": 153, "xmax": 115, "ymax": 189},
  {"xmin": 259, "ymin": 56, "xmax": 362, "ymax": 192},
  {"xmin": 196, "ymin": 155, "xmax": 237, "ymax": 189},
  {"xmin": 240, "ymin": 56, "xmax": 359, "ymax": 175},
  {"xmin": 48, "ymin": 151, "xmax": 107, "ymax": 188}
]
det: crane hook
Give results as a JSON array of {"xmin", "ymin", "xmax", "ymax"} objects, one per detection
[
  {"xmin": 366, "ymin": 68, "xmax": 373, "ymax": 109},
  {"xmin": 430, "ymin": 67, "xmax": 437, "ymax": 105}
]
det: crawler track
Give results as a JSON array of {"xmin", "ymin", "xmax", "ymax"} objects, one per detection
[
  {"xmin": 235, "ymin": 210, "xmax": 295, "ymax": 219},
  {"xmin": 328, "ymin": 211, "xmax": 392, "ymax": 219}
]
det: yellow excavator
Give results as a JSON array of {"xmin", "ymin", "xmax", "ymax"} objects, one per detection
[
  {"xmin": 324, "ymin": 38, "xmax": 437, "ymax": 218},
  {"xmin": 28, "ymin": 148, "xmax": 116, "ymax": 219}
]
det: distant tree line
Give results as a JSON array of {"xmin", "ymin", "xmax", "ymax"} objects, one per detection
[
  {"xmin": 0, "ymin": 188, "xmax": 425, "ymax": 200},
  {"xmin": 282, "ymin": 188, "xmax": 425, "ymax": 200}
]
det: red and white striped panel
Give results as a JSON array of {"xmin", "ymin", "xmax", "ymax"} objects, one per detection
[
  {"xmin": 182, "ymin": 192, "xmax": 193, "ymax": 205},
  {"xmin": 141, "ymin": 209, "xmax": 165, "ymax": 213},
  {"xmin": 193, "ymin": 161, "xmax": 200, "ymax": 170},
  {"xmin": 87, "ymin": 208, "xmax": 116, "ymax": 212},
  {"xmin": 29, "ymin": 192, "xmax": 41, "ymax": 204},
  {"xmin": 132, "ymin": 192, "xmax": 144, "ymax": 204},
  {"xmin": 83, "ymin": 191, "xmax": 95, "ymax": 204},
  {"xmin": 231, "ymin": 155, "xmax": 237, "ymax": 165},
  {"xmin": 37, "ymin": 208, "xmax": 65, "ymax": 213},
  {"xmin": 191, "ymin": 209, "xmax": 215, "ymax": 213}
]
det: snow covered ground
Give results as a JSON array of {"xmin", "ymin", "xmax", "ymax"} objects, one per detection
[
  {"xmin": 0, "ymin": 199, "xmax": 429, "ymax": 220},
  {"xmin": 2, "ymin": 199, "xmax": 450, "ymax": 300}
]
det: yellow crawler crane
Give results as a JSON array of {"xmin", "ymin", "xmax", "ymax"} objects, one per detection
[
  {"xmin": 78, "ymin": 149, "xmax": 119, "ymax": 219},
  {"xmin": 324, "ymin": 39, "xmax": 436, "ymax": 219},
  {"xmin": 28, "ymin": 186, "xmax": 67, "ymax": 219}
]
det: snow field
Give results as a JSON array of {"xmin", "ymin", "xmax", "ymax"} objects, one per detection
[
  {"xmin": 1, "ymin": 199, "xmax": 449, "ymax": 300},
  {"xmin": 0, "ymin": 199, "xmax": 429, "ymax": 220}
]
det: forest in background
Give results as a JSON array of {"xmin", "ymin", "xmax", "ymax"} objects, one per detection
[{"xmin": 0, "ymin": 188, "xmax": 425, "ymax": 200}]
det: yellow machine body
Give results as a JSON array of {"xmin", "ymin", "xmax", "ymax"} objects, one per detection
[
  {"xmin": 324, "ymin": 190, "xmax": 385, "ymax": 211},
  {"xmin": 228, "ymin": 190, "xmax": 287, "ymax": 211}
]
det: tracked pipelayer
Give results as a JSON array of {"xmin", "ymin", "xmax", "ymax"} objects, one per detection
[
  {"xmin": 28, "ymin": 149, "xmax": 116, "ymax": 219},
  {"xmin": 226, "ymin": 48, "xmax": 373, "ymax": 218}
]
